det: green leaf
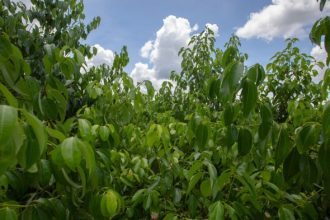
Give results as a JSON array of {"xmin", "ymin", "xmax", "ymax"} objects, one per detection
[
  {"xmin": 299, "ymin": 156, "xmax": 318, "ymax": 189},
  {"xmin": 43, "ymin": 55, "xmax": 52, "ymax": 74},
  {"xmin": 0, "ymin": 207, "xmax": 17, "ymax": 220},
  {"xmin": 207, "ymin": 77, "xmax": 220, "ymax": 99},
  {"xmin": 60, "ymin": 137, "xmax": 82, "ymax": 170},
  {"xmin": 146, "ymin": 124, "xmax": 161, "ymax": 148},
  {"xmin": 187, "ymin": 172, "xmax": 203, "ymax": 194},
  {"xmin": 296, "ymin": 123, "xmax": 320, "ymax": 154},
  {"xmin": 101, "ymin": 189, "xmax": 118, "ymax": 217},
  {"xmin": 0, "ymin": 175, "xmax": 8, "ymax": 195},
  {"xmin": 246, "ymin": 64, "xmax": 265, "ymax": 86},
  {"xmin": 283, "ymin": 148, "xmax": 301, "ymax": 181},
  {"xmin": 144, "ymin": 80, "xmax": 155, "ymax": 97},
  {"xmin": 21, "ymin": 109, "xmax": 47, "ymax": 155},
  {"xmin": 220, "ymin": 62, "xmax": 244, "ymax": 102},
  {"xmin": 223, "ymin": 104, "xmax": 234, "ymax": 126},
  {"xmin": 278, "ymin": 207, "xmax": 295, "ymax": 220},
  {"xmin": 0, "ymin": 82, "xmax": 18, "ymax": 107},
  {"xmin": 258, "ymin": 104, "xmax": 273, "ymax": 140},
  {"xmin": 196, "ymin": 123, "xmax": 209, "ymax": 148},
  {"xmin": 241, "ymin": 79, "xmax": 257, "ymax": 117},
  {"xmin": 323, "ymin": 102, "xmax": 330, "ymax": 140},
  {"xmin": 78, "ymin": 119, "xmax": 92, "ymax": 140},
  {"xmin": 46, "ymin": 86, "xmax": 67, "ymax": 121},
  {"xmin": 60, "ymin": 58, "xmax": 74, "ymax": 79},
  {"xmin": 208, "ymin": 201, "xmax": 225, "ymax": 220},
  {"xmin": 237, "ymin": 128, "xmax": 253, "ymax": 156},
  {"xmin": 143, "ymin": 193, "xmax": 152, "ymax": 210},
  {"xmin": 0, "ymin": 105, "xmax": 17, "ymax": 145},
  {"xmin": 99, "ymin": 126, "xmax": 110, "ymax": 141},
  {"xmin": 275, "ymin": 126, "xmax": 290, "ymax": 169},
  {"xmin": 222, "ymin": 47, "xmax": 237, "ymax": 67},
  {"xmin": 73, "ymin": 49, "xmax": 85, "ymax": 65},
  {"xmin": 132, "ymin": 189, "xmax": 145, "ymax": 205},
  {"xmin": 17, "ymin": 125, "xmax": 41, "ymax": 170},
  {"xmin": 213, "ymin": 170, "xmax": 231, "ymax": 197},
  {"xmin": 0, "ymin": 34, "xmax": 13, "ymax": 58},
  {"xmin": 200, "ymin": 179, "xmax": 212, "ymax": 197},
  {"xmin": 78, "ymin": 141, "xmax": 96, "ymax": 176},
  {"xmin": 226, "ymin": 125, "xmax": 238, "ymax": 148},
  {"xmin": 163, "ymin": 213, "xmax": 178, "ymax": 220},
  {"xmin": 319, "ymin": 143, "xmax": 330, "ymax": 179},
  {"xmin": 205, "ymin": 161, "xmax": 217, "ymax": 180},
  {"xmin": 46, "ymin": 127, "xmax": 66, "ymax": 142}
]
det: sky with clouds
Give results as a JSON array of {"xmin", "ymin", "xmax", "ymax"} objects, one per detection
[{"xmin": 15, "ymin": 0, "xmax": 330, "ymax": 87}]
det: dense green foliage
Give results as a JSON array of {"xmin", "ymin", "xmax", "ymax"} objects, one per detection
[{"xmin": 0, "ymin": 0, "xmax": 330, "ymax": 219}]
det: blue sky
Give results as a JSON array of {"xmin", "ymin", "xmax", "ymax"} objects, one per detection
[{"xmin": 81, "ymin": 0, "xmax": 328, "ymax": 86}]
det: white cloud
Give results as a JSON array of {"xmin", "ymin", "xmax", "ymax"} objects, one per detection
[
  {"xmin": 311, "ymin": 42, "xmax": 328, "ymax": 82},
  {"xmin": 236, "ymin": 0, "xmax": 330, "ymax": 40},
  {"xmin": 86, "ymin": 44, "xmax": 114, "ymax": 69},
  {"xmin": 13, "ymin": 0, "xmax": 32, "ymax": 8},
  {"xmin": 206, "ymin": 23, "xmax": 219, "ymax": 36},
  {"xmin": 149, "ymin": 15, "xmax": 196, "ymax": 79},
  {"xmin": 311, "ymin": 42, "xmax": 327, "ymax": 62},
  {"xmin": 140, "ymin": 41, "xmax": 154, "ymax": 59},
  {"xmin": 130, "ymin": 63, "xmax": 167, "ymax": 90},
  {"xmin": 131, "ymin": 15, "xmax": 219, "ymax": 89}
]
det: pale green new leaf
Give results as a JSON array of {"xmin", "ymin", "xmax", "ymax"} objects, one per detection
[{"xmin": 60, "ymin": 137, "xmax": 82, "ymax": 170}]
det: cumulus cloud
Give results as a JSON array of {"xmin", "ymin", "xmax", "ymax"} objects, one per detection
[
  {"xmin": 86, "ymin": 44, "xmax": 114, "ymax": 69},
  {"xmin": 130, "ymin": 63, "xmax": 166, "ymax": 89},
  {"xmin": 236, "ymin": 0, "xmax": 330, "ymax": 40},
  {"xmin": 311, "ymin": 42, "xmax": 328, "ymax": 82},
  {"xmin": 131, "ymin": 15, "xmax": 219, "ymax": 89},
  {"xmin": 148, "ymin": 15, "xmax": 197, "ymax": 79},
  {"xmin": 206, "ymin": 23, "xmax": 219, "ymax": 36},
  {"xmin": 140, "ymin": 41, "xmax": 154, "ymax": 59}
]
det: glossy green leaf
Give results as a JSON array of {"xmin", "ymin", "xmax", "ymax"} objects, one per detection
[
  {"xmin": 144, "ymin": 80, "xmax": 155, "ymax": 97},
  {"xmin": 223, "ymin": 104, "xmax": 234, "ymax": 126},
  {"xmin": 78, "ymin": 141, "xmax": 96, "ymax": 176},
  {"xmin": 46, "ymin": 127, "xmax": 66, "ymax": 142},
  {"xmin": 60, "ymin": 137, "xmax": 82, "ymax": 170},
  {"xmin": 0, "ymin": 105, "xmax": 17, "ymax": 145},
  {"xmin": 275, "ymin": 126, "xmax": 290, "ymax": 169},
  {"xmin": 259, "ymin": 104, "xmax": 273, "ymax": 140},
  {"xmin": 323, "ymin": 102, "xmax": 330, "ymax": 139},
  {"xmin": 296, "ymin": 123, "xmax": 320, "ymax": 154},
  {"xmin": 237, "ymin": 128, "xmax": 253, "ymax": 156},
  {"xmin": 99, "ymin": 126, "xmax": 110, "ymax": 141},
  {"xmin": 299, "ymin": 156, "xmax": 318, "ymax": 189},
  {"xmin": 283, "ymin": 148, "xmax": 301, "ymax": 181},
  {"xmin": 0, "ymin": 82, "xmax": 18, "ymax": 107},
  {"xmin": 220, "ymin": 62, "xmax": 244, "ymax": 102},
  {"xmin": 222, "ymin": 47, "xmax": 237, "ymax": 67},
  {"xmin": 78, "ymin": 119, "xmax": 92, "ymax": 140},
  {"xmin": 101, "ymin": 189, "xmax": 118, "ymax": 217},
  {"xmin": 208, "ymin": 201, "xmax": 225, "ymax": 220},
  {"xmin": 246, "ymin": 64, "xmax": 265, "ymax": 86},
  {"xmin": 146, "ymin": 124, "xmax": 161, "ymax": 148},
  {"xmin": 319, "ymin": 143, "xmax": 330, "ymax": 179},
  {"xmin": 241, "ymin": 79, "xmax": 257, "ymax": 117},
  {"xmin": 196, "ymin": 123, "xmax": 209, "ymax": 148},
  {"xmin": 21, "ymin": 109, "xmax": 47, "ymax": 155}
]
